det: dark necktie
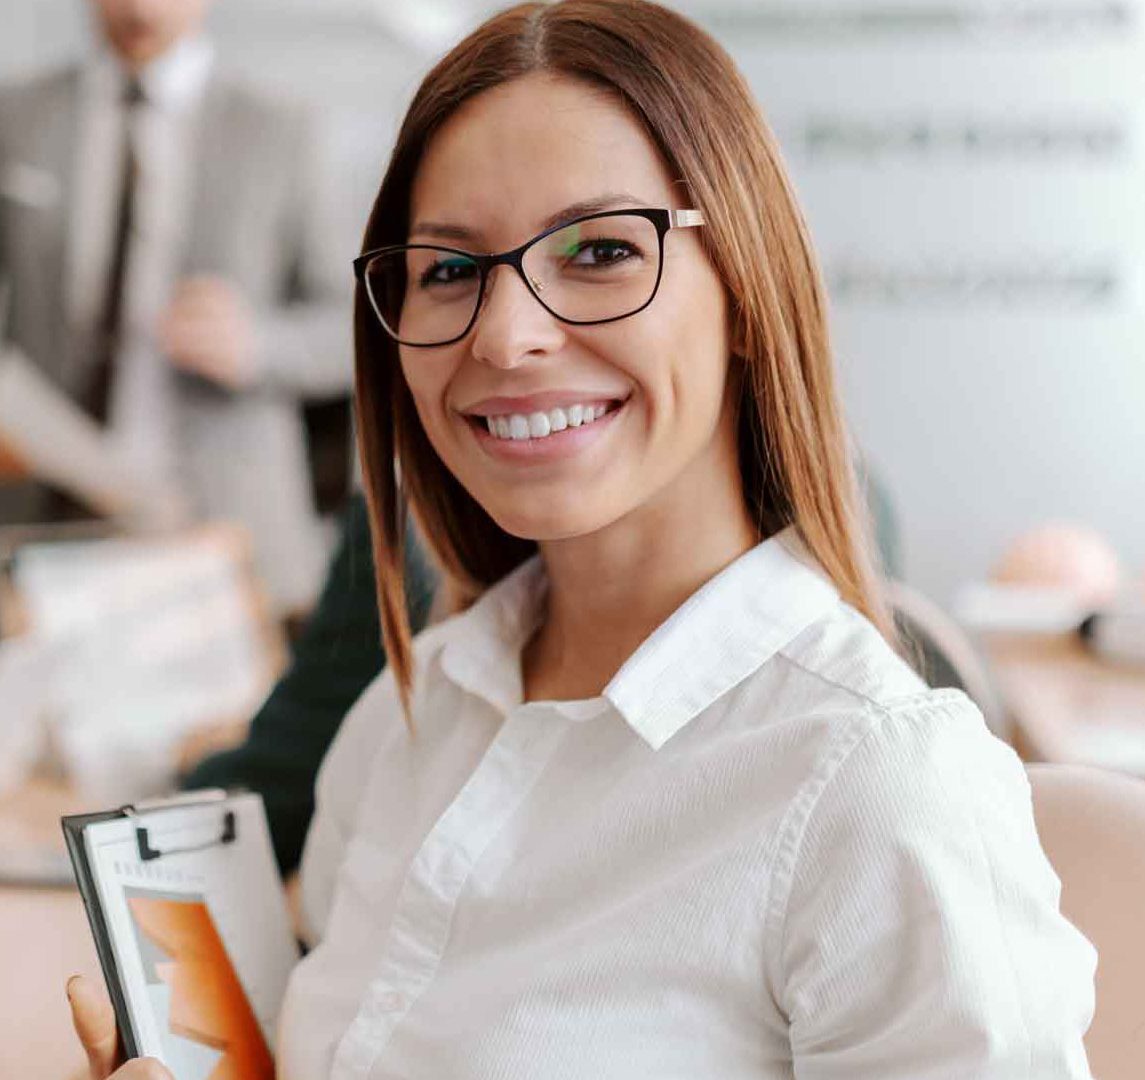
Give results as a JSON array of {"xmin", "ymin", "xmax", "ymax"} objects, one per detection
[{"xmin": 86, "ymin": 76, "xmax": 145, "ymax": 424}]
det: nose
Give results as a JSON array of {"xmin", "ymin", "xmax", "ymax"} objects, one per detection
[{"xmin": 469, "ymin": 264, "xmax": 566, "ymax": 370}]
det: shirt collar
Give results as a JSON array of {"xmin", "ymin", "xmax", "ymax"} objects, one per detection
[
  {"xmin": 437, "ymin": 556, "xmax": 547, "ymax": 717},
  {"xmin": 89, "ymin": 36, "xmax": 214, "ymax": 113},
  {"xmin": 438, "ymin": 526, "xmax": 839, "ymax": 749},
  {"xmin": 603, "ymin": 527, "xmax": 839, "ymax": 748}
]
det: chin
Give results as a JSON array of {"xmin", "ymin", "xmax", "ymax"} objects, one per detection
[{"xmin": 483, "ymin": 501, "xmax": 608, "ymax": 544}]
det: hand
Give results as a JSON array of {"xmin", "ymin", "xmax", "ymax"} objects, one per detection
[
  {"xmin": 0, "ymin": 436, "xmax": 28, "ymax": 481},
  {"xmin": 66, "ymin": 975, "xmax": 174, "ymax": 1080},
  {"xmin": 159, "ymin": 276, "xmax": 258, "ymax": 391}
]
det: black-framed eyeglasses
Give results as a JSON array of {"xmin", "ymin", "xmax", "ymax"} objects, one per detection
[{"xmin": 353, "ymin": 207, "xmax": 705, "ymax": 348}]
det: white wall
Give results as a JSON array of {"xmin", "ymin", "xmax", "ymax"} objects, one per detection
[{"xmin": 690, "ymin": 0, "xmax": 1145, "ymax": 600}]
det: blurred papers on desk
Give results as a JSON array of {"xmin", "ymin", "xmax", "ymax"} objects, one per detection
[
  {"xmin": 954, "ymin": 581, "xmax": 1094, "ymax": 635},
  {"xmin": 0, "ymin": 636, "xmax": 54, "ymax": 794},
  {"xmin": 956, "ymin": 581, "xmax": 1145, "ymax": 666},
  {"xmin": 3, "ymin": 528, "xmax": 284, "ymax": 803}
]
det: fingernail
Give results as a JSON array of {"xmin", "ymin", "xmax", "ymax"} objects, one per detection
[{"xmin": 66, "ymin": 974, "xmax": 80, "ymax": 1002}]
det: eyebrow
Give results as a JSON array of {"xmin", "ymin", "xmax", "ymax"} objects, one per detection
[{"xmin": 408, "ymin": 193, "xmax": 648, "ymax": 246}]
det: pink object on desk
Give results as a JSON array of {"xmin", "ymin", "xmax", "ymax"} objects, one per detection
[{"xmin": 993, "ymin": 522, "xmax": 1122, "ymax": 607}]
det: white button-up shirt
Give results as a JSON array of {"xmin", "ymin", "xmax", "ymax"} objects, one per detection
[{"xmin": 279, "ymin": 529, "xmax": 1096, "ymax": 1079}]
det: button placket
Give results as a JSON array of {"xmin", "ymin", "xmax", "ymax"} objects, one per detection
[{"xmin": 331, "ymin": 706, "xmax": 569, "ymax": 1080}]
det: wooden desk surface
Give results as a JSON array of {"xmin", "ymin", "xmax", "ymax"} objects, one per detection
[
  {"xmin": 0, "ymin": 780, "xmax": 103, "ymax": 1080},
  {"xmin": 985, "ymin": 633, "xmax": 1145, "ymax": 771}
]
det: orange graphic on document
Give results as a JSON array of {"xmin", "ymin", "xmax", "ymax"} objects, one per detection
[{"xmin": 128, "ymin": 894, "xmax": 274, "ymax": 1080}]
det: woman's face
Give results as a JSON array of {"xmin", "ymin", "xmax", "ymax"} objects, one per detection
[{"xmin": 401, "ymin": 73, "xmax": 737, "ymax": 543}]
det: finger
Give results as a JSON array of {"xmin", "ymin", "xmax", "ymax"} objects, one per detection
[
  {"xmin": 172, "ymin": 274, "xmax": 225, "ymax": 296},
  {"xmin": 162, "ymin": 323, "xmax": 214, "ymax": 354},
  {"xmin": 117, "ymin": 1058, "xmax": 176, "ymax": 1080},
  {"xmin": 67, "ymin": 975, "xmax": 120, "ymax": 1079},
  {"xmin": 162, "ymin": 311, "xmax": 241, "ymax": 351},
  {"xmin": 161, "ymin": 320, "xmax": 223, "ymax": 361},
  {"xmin": 164, "ymin": 299, "xmax": 232, "ymax": 330},
  {"xmin": 171, "ymin": 276, "xmax": 237, "ymax": 308},
  {"xmin": 167, "ymin": 335, "xmax": 250, "ymax": 389},
  {"xmin": 163, "ymin": 287, "xmax": 231, "ymax": 323},
  {"xmin": 168, "ymin": 342, "xmax": 226, "ymax": 380}
]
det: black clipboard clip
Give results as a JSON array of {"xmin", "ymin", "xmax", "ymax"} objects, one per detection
[{"xmin": 121, "ymin": 791, "xmax": 239, "ymax": 862}]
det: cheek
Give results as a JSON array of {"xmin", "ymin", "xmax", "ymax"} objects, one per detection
[
  {"xmin": 398, "ymin": 352, "xmax": 460, "ymax": 455},
  {"xmin": 624, "ymin": 309, "xmax": 731, "ymax": 441},
  {"xmin": 672, "ymin": 279, "xmax": 732, "ymax": 430}
]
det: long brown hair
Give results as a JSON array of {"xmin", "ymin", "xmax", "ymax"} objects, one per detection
[{"xmin": 354, "ymin": 0, "xmax": 894, "ymax": 721}]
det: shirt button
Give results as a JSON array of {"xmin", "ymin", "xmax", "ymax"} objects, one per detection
[{"xmin": 376, "ymin": 990, "xmax": 405, "ymax": 1013}]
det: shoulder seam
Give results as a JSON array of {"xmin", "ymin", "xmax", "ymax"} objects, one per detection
[
  {"xmin": 761, "ymin": 691, "xmax": 969, "ymax": 1008},
  {"xmin": 775, "ymin": 646, "xmax": 958, "ymax": 713},
  {"xmin": 761, "ymin": 703, "xmax": 880, "ymax": 1005}
]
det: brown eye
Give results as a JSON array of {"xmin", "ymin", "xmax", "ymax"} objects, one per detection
[
  {"xmin": 568, "ymin": 240, "xmax": 640, "ymax": 267},
  {"xmin": 420, "ymin": 258, "xmax": 479, "ymax": 288}
]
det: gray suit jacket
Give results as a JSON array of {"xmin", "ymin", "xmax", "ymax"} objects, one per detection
[{"xmin": 0, "ymin": 63, "xmax": 354, "ymax": 610}]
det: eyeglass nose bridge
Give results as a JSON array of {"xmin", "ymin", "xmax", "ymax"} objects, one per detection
[{"xmin": 471, "ymin": 241, "xmax": 551, "ymax": 316}]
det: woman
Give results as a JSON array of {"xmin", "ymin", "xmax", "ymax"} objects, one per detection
[{"xmin": 69, "ymin": 1, "xmax": 1096, "ymax": 1077}]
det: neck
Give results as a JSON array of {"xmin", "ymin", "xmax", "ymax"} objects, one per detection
[{"xmin": 522, "ymin": 437, "xmax": 760, "ymax": 704}]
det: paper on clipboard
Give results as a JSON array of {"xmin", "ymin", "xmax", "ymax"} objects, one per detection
[{"xmin": 63, "ymin": 792, "xmax": 299, "ymax": 1079}]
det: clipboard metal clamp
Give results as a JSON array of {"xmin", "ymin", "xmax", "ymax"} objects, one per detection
[{"xmin": 121, "ymin": 790, "xmax": 238, "ymax": 863}]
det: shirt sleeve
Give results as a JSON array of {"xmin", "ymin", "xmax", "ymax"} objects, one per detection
[{"xmin": 773, "ymin": 692, "xmax": 1097, "ymax": 1079}]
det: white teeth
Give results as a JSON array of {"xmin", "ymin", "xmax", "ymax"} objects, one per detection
[{"xmin": 480, "ymin": 401, "xmax": 618, "ymax": 441}]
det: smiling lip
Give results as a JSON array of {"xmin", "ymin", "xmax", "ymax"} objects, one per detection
[
  {"xmin": 467, "ymin": 397, "xmax": 628, "ymax": 464},
  {"xmin": 460, "ymin": 390, "xmax": 630, "ymax": 418}
]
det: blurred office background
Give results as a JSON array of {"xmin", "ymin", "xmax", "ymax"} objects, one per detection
[
  {"xmin": 4, "ymin": 5, "xmax": 1145, "ymax": 1077},
  {"xmin": 5, "ymin": 0, "xmax": 1143, "ymax": 603}
]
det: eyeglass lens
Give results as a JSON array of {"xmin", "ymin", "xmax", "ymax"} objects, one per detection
[{"xmin": 364, "ymin": 213, "xmax": 662, "ymax": 346}]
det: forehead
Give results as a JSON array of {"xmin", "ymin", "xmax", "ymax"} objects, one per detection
[{"xmin": 409, "ymin": 73, "xmax": 677, "ymax": 246}]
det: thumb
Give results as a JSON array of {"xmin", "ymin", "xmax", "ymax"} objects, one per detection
[{"xmin": 67, "ymin": 975, "xmax": 120, "ymax": 1079}]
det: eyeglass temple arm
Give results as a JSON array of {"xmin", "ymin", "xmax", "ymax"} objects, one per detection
[{"xmin": 671, "ymin": 209, "xmax": 705, "ymax": 228}]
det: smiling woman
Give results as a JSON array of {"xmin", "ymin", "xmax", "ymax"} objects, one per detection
[
  {"xmin": 73, "ymin": 1, "xmax": 1096, "ymax": 1078},
  {"xmin": 351, "ymin": 2, "xmax": 903, "ymax": 683}
]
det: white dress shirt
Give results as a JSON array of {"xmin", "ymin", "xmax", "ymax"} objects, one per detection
[
  {"xmin": 66, "ymin": 39, "xmax": 213, "ymax": 515},
  {"xmin": 279, "ymin": 528, "xmax": 1096, "ymax": 1080}
]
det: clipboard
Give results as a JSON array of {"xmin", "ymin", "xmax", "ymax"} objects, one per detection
[{"xmin": 62, "ymin": 791, "xmax": 299, "ymax": 1079}]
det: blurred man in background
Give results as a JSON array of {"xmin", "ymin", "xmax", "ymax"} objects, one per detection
[{"xmin": 0, "ymin": 0, "xmax": 353, "ymax": 611}]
